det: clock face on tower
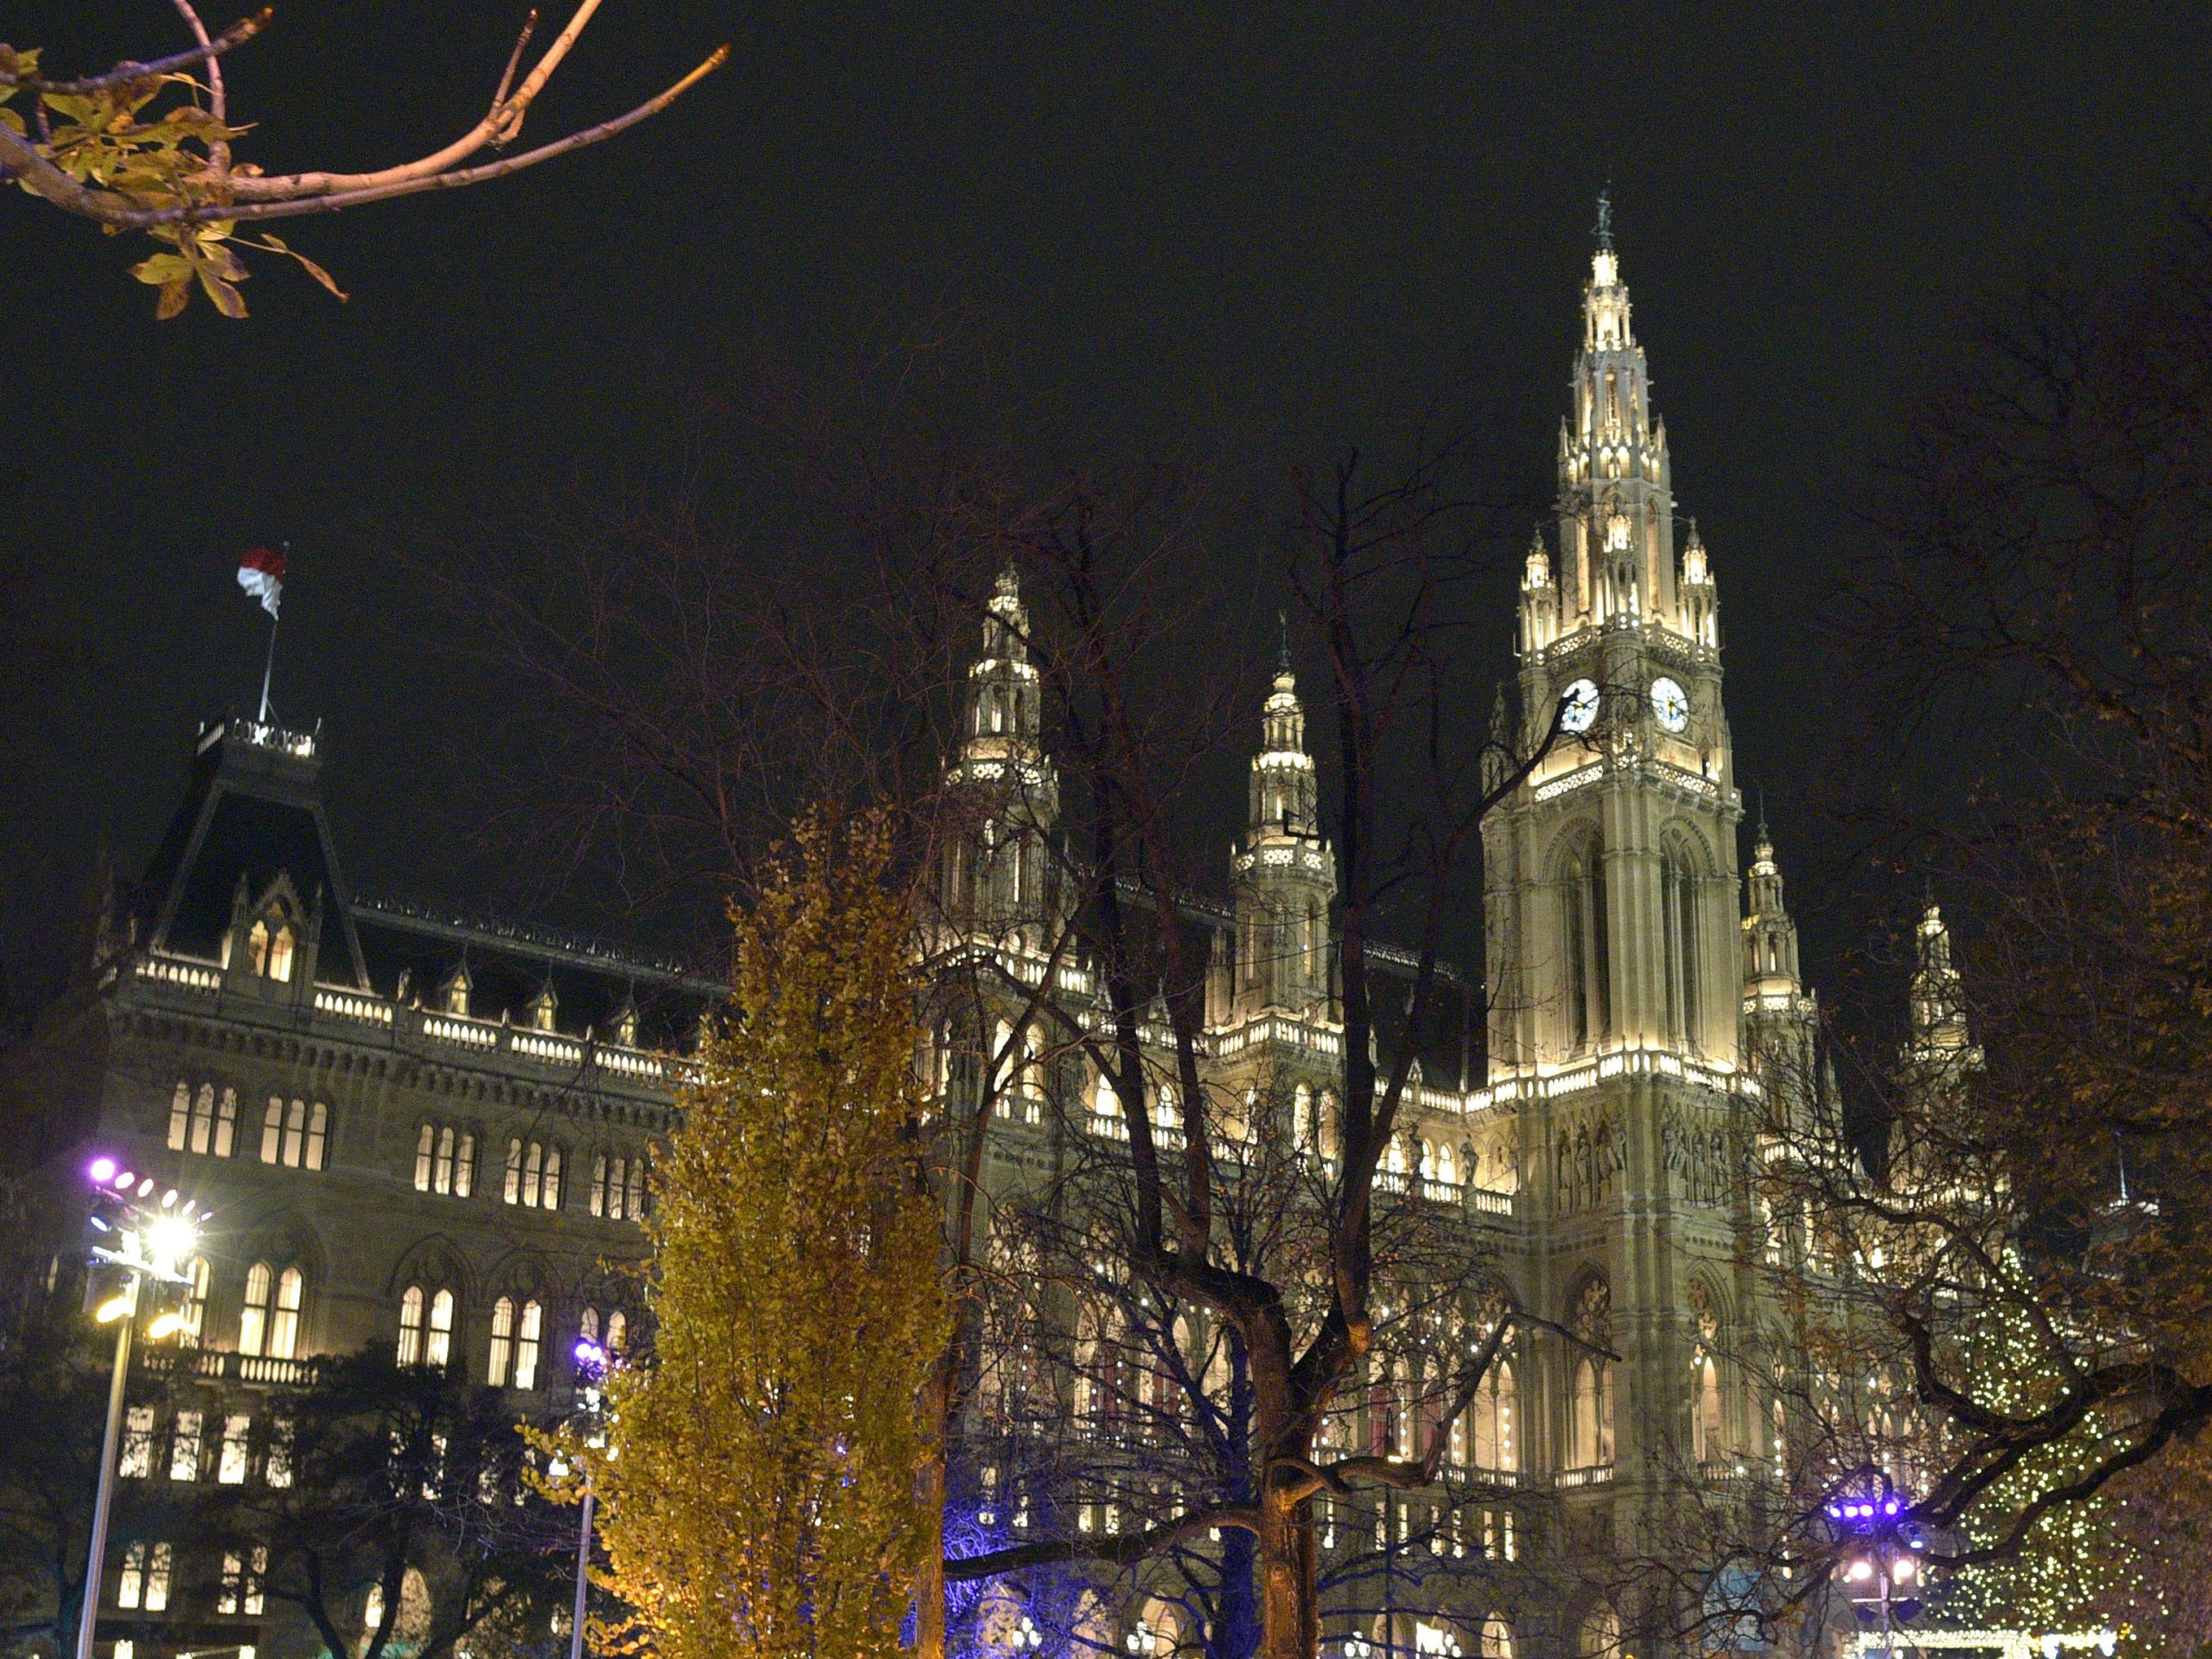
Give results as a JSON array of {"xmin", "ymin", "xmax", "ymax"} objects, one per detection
[
  {"xmin": 1650, "ymin": 676, "xmax": 1690, "ymax": 733},
  {"xmin": 1558, "ymin": 678, "xmax": 1600, "ymax": 734}
]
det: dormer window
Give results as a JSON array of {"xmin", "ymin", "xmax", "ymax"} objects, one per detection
[
  {"xmin": 246, "ymin": 918, "xmax": 295, "ymax": 982},
  {"xmin": 440, "ymin": 964, "xmax": 472, "ymax": 1016},
  {"xmin": 528, "ymin": 983, "xmax": 557, "ymax": 1032}
]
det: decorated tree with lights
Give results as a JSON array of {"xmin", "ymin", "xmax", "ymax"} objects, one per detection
[{"xmin": 547, "ymin": 809, "xmax": 949, "ymax": 1659}]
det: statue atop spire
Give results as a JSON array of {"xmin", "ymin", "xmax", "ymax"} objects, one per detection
[{"xmin": 1594, "ymin": 183, "xmax": 1614, "ymax": 252}]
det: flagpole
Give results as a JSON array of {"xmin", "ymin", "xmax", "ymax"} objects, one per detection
[
  {"xmin": 256, "ymin": 538, "xmax": 289, "ymax": 725},
  {"xmin": 258, "ymin": 610, "xmax": 279, "ymax": 725}
]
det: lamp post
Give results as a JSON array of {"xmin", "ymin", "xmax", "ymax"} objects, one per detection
[
  {"xmin": 76, "ymin": 1157, "xmax": 202, "ymax": 1659},
  {"xmin": 551, "ymin": 1339, "xmax": 610, "ymax": 1659}
]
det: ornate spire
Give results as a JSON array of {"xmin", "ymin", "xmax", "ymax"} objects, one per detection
[
  {"xmin": 1909, "ymin": 890, "xmax": 1974, "ymax": 1061},
  {"xmin": 1594, "ymin": 183, "xmax": 1614, "ymax": 253}
]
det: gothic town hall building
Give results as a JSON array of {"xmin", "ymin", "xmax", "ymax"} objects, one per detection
[{"xmin": 4, "ymin": 226, "xmax": 1866, "ymax": 1659}]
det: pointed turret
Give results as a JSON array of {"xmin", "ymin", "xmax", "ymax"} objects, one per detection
[
  {"xmin": 1232, "ymin": 642, "xmax": 1333, "ymax": 1019},
  {"xmin": 1908, "ymin": 891, "xmax": 1976, "ymax": 1069},
  {"xmin": 941, "ymin": 564, "xmax": 1060, "ymax": 947}
]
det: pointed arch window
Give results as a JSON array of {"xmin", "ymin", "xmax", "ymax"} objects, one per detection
[
  {"xmin": 239, "ymin": 1262, "xmax": 302, "ymax": 1358},
  {"xmin": 398, "ymin": 1286, "xmax": 427, "ymax": 1366},
  {"xmin": 1560, "ymin": 834, "xmax": 1610, "ymax": 1053},
  {"xmin": 262, "ymin": 1098, "xmax": 328, "ymax": 1168},
  {"xmin": 1662, "ymin": 836, "xmax": 1704, "ymax": 1052},
  {"xmin": 427, "ymin": 1289, "xmax": 455, "ymax": 1368},
  {"xmin": 177, "ymin": 1257, "xmax": 210, "ymax": 1348},
  {"xmin": 489, "ymin": 1297, "xmax": 516, "ymax": 1387}
]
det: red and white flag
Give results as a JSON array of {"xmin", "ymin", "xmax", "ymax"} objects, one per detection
[{"xmin": 237, "ymin": 545, "xmax": 285, "ymax": 619}]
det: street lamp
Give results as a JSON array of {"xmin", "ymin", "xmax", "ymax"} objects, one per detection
[
  {"xmin": 1012, "ymin": 1614, "xmax": 1045, "ymax": 1651},
  {"xmin": 552, "ymin": 1339, "xmax": 611, "ymax": 1659},
  {"xmin": 1823, "ymin": 1476, "xmax": 1928, "ymax": 1659},
  {"xmin": 76, "ymin": 1158, "xmax": 203, "ymax": 1659},
  {"xmin": 1342, "ymin": 1634, "xmax": 1376, "ymax": 1659}
]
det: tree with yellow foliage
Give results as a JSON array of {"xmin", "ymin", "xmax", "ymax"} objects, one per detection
[{"xmin": 547, "ymin": 809, "xmax": 947, "ymax": 1659}]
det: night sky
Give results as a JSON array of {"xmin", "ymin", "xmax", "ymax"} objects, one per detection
[{"xmin": 4, "ymin": 2, "xmax": 2207, "ymax": 1023}]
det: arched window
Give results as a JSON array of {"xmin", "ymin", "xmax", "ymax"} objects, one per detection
[
  {"xmin": 512, "ymin": 1299, "xmax": 543, "ymax": 1389},
  {"xmin": 1577, "ymin": 1607, "xmax": 1622, "ymax": 1658},
  {"xmin": 239, "ymin": 1262, "xmax": 273, "ymax": 1355},
  {"xmin": 488, "ymin": 1297, "xmax": 516, "ymax": 1387},
  {"xmin": 248, "ymin": 919, "xmax": 271, "ymax": 976},
  {"xmin": 1480, "ymin": 1614, "xmax": 1513, "ymax": 1658},
  {"xmin": 398, "ymin": 1286, "xmax": 426, "ymax": 1365},
  {"xmin": 427, "ymin": 1289, "xmax": 455, "ymax": 1368},
  {"xmin": 265, "ymin": 925, "xmax": 295, "ymax": 982},
  {"xmin": 262, "ymin": 1099, "xmax": 328, "ymax": 1169},
  {"xmin": 505, "ymin": 1140, "xmax": 563, "ymax": 1208},
  {"xmin": 1662, "ymin": 835, "xmax": 1704, "ymax": 1051},
  {"xmin": 578, "ymin": 1306, "xmax": 599, "ymax": 1346},
  {"xmin": 1568, "ymin": 1276, "xmax": 1614, "ymax": 1468},
  {"xmin": 178, "ymin": 1257, "xmax": 210, "ymax": 1348},
  {"xmin": 1559, "ymin": 833, "xmax": 1610, "ymax": 1052},
  {"xmin": 268, "ymin": 1266, "xmax": 303, "ymax": 1358},
  {"xmin": 1692, "ymin": 1348, "xmax": 1724, "ymax": 1463},
  {"xmin": 605, "ymin": 1309, "xmax": 627, "ymax": 1352},
  {"xmin": 1468, "ymin": 1359, "xmax": 1517, "ymax": 1471}
]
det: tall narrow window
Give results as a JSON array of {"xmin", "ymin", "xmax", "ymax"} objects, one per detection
[
  {"xmin": 266, "ymin": 925, "xmax": 295, "ymax": 982},
  {"xmin": 513, "ymin": 1299, "xmax": 543, "ymax": 1390},
  {"xmin": 626, "ymin": 1158, "xmax": 645, "ymax": 1217},
  {"xmin": 488, "ymin": 1297, "xmax": 516, "ymax": 1387},
  {"xmin": 169, "ymin": 1410, "xmax": 202, "ymax": 1481},
  {"xmin": 427, "ymin": 1289, "xmax": 455, "ymax": 1369},
  {"xmin": 282, "ymin": 1100, "xmax": 305, "ymax": 1166},
  {"xmin": 265, "ymin": 1417, "xmax": 294, "ymax": 1488},
  {"xmin": 190, "ymin": 1084, "xmax": 216, "ymax": 1153},
  {"xmin": 415, "ymin": 1124, "xmax": 435, "ymax": 1191},
  {"xmin": 239, "ymin": 1262, "xmax": 272, "ymax": 1356},
  {"xmin": 305, "ymin": 1102, "xmax": 328, "ymax": 1168},
  {"xmin": 119, "ymin": 1406, "xmax": 155, "ymax": 1479},
  {"xmin": 453, "ymin": 1132, "xmax": 474, "ymax": 1196},
  {"xmin": 590, "ymin": 1155, "xmax": 607, "ymax": 1217},
  {"xmin": 215, "ymin": 1087, "xmax": 237, "ymax": 1156},
  {"xmin": 435, "ymin": 1126, "xmax": 456, "ymax": 1193},
  {"xmin": 605, "ymin": 1309, "xmax": 627, "ymax": 1352},
  {"xmin": 168, "ymin": 1081, "xmax": 191, "ymax": 1150},
  {"xmin": 1563, "ymin": 853, "xmax": 1589, "ymax": 1051},
  {"xmin": 178, "ymin": 1257, "xmax": 210, "ymax": 1347},
  {"xmin": 219, "ymin": 1545, "xmax": 267, "ymax": 1615},
  {"xmin": 398, "ymin": 1286, "xmax": 426, "ymax": 1366},
  {"xmin": 1693, "ymin": 1349, "xmax": 1724, "ymax": 1463},
  {"xmin": 218, "ymin": 1414, "xmax": 252, "ymax": 1484},
  {"xmin": 579, "ymin": 1306, "xmax": 599, "ymax": 1346},
  {"xmin": 505, "ymin": 1138, "xmax": 522, "ymax": 1203},
  {"xmin": 248, "ymin": 919, "xmax": 271, "ymax": 976},
  {"xmin": 260, "ymin": 1098, "xmax": 282, "ymax": 1163},
  {"xmin": 541, "ymin": 1146, "xmax": 562, "ymax": 1208},
  {"xmin": 524, "ymin": 1142, "xmax": 542, "ymax": 1207},
  {"xmin": 268, "ymin": 1266, "xmax": 303, "ymax": 1359}
]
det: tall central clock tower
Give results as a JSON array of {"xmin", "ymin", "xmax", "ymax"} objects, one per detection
[{"xmin": 1478, "ymin": 206, "xmax": 1761, "ymax": 1606}]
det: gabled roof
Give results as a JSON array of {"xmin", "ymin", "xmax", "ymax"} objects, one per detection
[{"xmin": 134, "ymin": 720, "xmax": 369, "ymax": 986}]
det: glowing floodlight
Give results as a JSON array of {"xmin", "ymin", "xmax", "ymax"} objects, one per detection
[
  {"xmin": 146, "ymin": 1312, "xmax": 184, "ymax": 1340},
  {"xmin": 88, "ymin": 1157, "xmax": 118, "ymax": 1184},
  {"xmin": 94, "ymin": 1294, "xmax": 133, "ymax": 1324}
]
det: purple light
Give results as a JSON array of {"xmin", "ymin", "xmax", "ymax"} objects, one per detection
[
  {"xmin": 87, "ymin": 1157, "xmax": 117, "ymax": 1184},
  {"xmin": 574, "ymin": 1339, "xmax": 606, "ymax": 1365},
  {"xmin": 1883, "ymin": 1500, "xmax": 1899, "ymax": 1516}
]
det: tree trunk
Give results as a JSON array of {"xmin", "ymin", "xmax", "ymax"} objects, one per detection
[
  {"xmin": 1256, "ymin": 1486, "xmax": 1320, "ymax": 1659},
  {"xmin": 913, "ymin": 1362, "xmax": 949, "ymax": 1659}
]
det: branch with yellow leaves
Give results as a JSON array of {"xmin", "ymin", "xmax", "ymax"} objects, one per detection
[{"xmin": 0, "ymin": 1, "xmax": 728, "ymax": 318}]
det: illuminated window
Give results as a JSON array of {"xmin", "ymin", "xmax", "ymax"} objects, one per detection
[
  {"xmin": 398, "ymin": 1286, "xmax": 426, "ymax": 1366},
  {"xmin": 261, "ymin": 1099, "xmax": 329, "ymax": 1168},
  {"xmin": 265, "ymin": 1417, "xmax": 294, "ymax": 1488},
  {"xmin": 119, "ymin": 1407, "xmax": 155, "ymax": 1479},
  {"xmin": 168, "ymin": 1411, "xmax": 202, "ymax": 1482},
  {"xmin": 427, "ymin": 1289, "xmax": 455, "ymax": 1368},
  {"xmin": 178, "ymin": 1257, "xmax": 210, "ymax": 1347},
  {"xmin": 218, "ymin": 1413, "xmax": 252, "ymax": 1484},
  {"xmin": 606, "ymin": 1309, "xmax": 627, "ymax": 1352},
  {"xmin": 488, "ymin": 1297, "xmax": 516, "ymax": 1387},
  {"xmin": 239, "ymin": 1262, "xmax": 273, "ymax": 1356},
  {"xmin": 269, "ymin": 1266, "xmax": 303, "ymax": 1358},
  {"xmin": 118, "ymin": 1541, "xmax": 171, "ymax": 1611},
  {"xmin": 418, "ymin": 1124, "xmax": 473, "ymax": 1195},
  {"xmin": 513, "ymin": 1299, "xmax": 543, "ymax": 1390},
  {"xmin": 248, "ymin": 919, "xmax": 271, "ymax": 976},
  {"xmin": 218, "ymin": 1545, "xmax": 267, "ymax": 1615},
  {"xmin": 266, "ymin": 925, "xmax": 295, "ymax": 982},
  {"xmin": 504, "ymin": 1140, "xmax": 562, "ymax": 1208}
]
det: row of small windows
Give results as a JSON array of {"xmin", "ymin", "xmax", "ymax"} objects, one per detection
[
  {"xmin": 399, "ymin": 1285, "xmax": 628, "ymax": 1386},
  {"xmin": 115, "ymin": 1538, "xmax": 270, "ymax": 1617},
  {"xmin": 167, "ymin": 1083, "xmax": 327, "ymax": 1169},
  {"xmin": 173, "ymin": 1084, "xmax": 647, "ymax": 1217},
  {"xmin": 120, "ymin": 1403, "xmax": 292, "ymax": 1488}
]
